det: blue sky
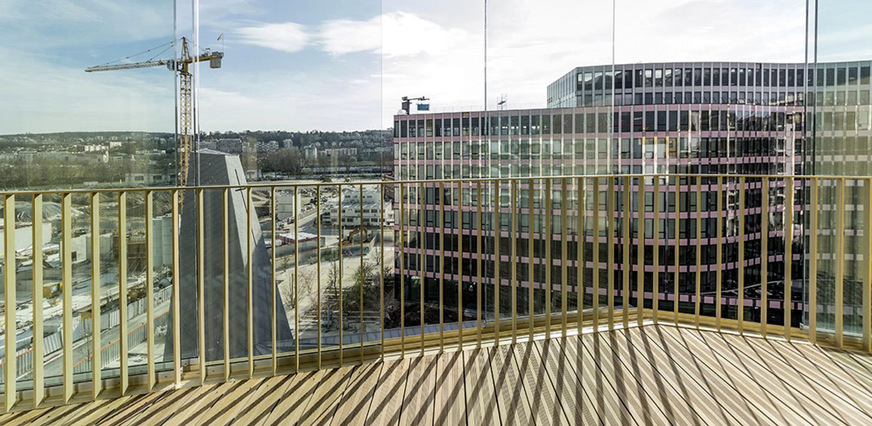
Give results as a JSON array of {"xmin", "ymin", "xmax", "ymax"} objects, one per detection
[{"xmin": 1, "ymin": 0, "xmax": 869, "ymax": 135}]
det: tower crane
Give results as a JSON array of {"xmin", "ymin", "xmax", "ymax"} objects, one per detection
[{"xmin": 86, "ymin": 37, "xmax": 223, "ymax": 210}]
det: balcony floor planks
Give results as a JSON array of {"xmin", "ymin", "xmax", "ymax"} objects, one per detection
[
  {"xmin": 682, "ymin": 326, "xmax": 872, "ymax": 425},
  {"xmin": 115, "ymin": 386, "xmax": 203, "ymax": 426},
  {"xmin": 6, "ymin": 324, "xmax": 872, "ymax": 425},
  {"xmin": 231, "ymin": 375, "xmax": 298, "ymax": 425},
  {"xmin": 662, "ymin": 326, "xmax": 819, "ymax": 425},
  {"xmin": 462, "ymin": 347, "xmax": 500, "ymax": 425},
  {"xmin": 578, "ymin": 331, "xmax": 672, "ymax": 425},
  {"xmin": 534, "ymin": 338, "xmax": 596, "ymax": 425},
  {"xmin": 624, "ymin": 326, "xmax": 756, "ymax": 425},
  {"xmin": 718, "ymin": 331, "xmax": 872, "ymax": 423},
  {"xmin": 260, "ymin": 370, "xmax": 323, "ymax": 426},
  {"xmin": 398, "ymin": 354, "xmax": 438, "ymax": 425},
  {"xmin": 559, "ymin": 335, "xmax": 631, "ymax": 425},
  {"xmin": 101, "ymin": 387, "xmax": 181, "ymax": 426},
  {"xmin": 365, "ymin": 357, "xmax": 410, "ymax": 425},
  {"xmin": 512, "ymin": 340, "xmax": 568, "ymax": 426},
  {"xmin": 299, "ymin": 365, "xmax": 356, "ymax": 426},
  {"xmin": 433, "ymin": 351, "xmax": 466, "ymax": 426},
  {"xmin": 329, "ymin": 362, "xmax": 382, "ymax": 426},
  {"xmin": 489, "ymin": 344, "xmax": 535, "ymax": 425},
  {"xmin": 607, "ymin": 328, "xmax": 708, "ymax": 426},
  {"xmin": 4, "ymin": 401, "xmax": 91, "ymax": 426}
]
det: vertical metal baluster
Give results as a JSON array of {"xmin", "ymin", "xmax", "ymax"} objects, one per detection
[
  {"xmin": 292, "ymin": 186, "xmax": 300, "ymax": 372},
  {"xmin": 32, "ymin": 194, "xmax": 44, "ymax": 408},
  {"xmin": 380, "ymin": 184, "xmax": 386, "ymax": 359},
  {"xmin": 592, "ymin": 178, "xmax": 600, "ymax": 331},
  {"xmin": 292, "ymin": 187, "xmax": 299, "ymax": 372},
  {"xmin": 247, "ymin": 187, "xmax": 254, "ymax": 378},
  {"xmin": 532, "ymin": 178, "xmax": 537, "ymax": 340},
  {"xmin": 493, "ymin": 180, "xmax": 500, "ymax": 346},
  {"xmin": 784, "ymin": 177, "xmax": 794, "ymax": 340},
  {"xmin": 607, "ymin": 178, "xmax": 615, "ymax": 330},
  {"xmin": 762, "ymin": 178, "xmax": 770, "ymax": 338},
  {"xmin": 360, "ymin": 184, "xmax": 365, "ymax": 363},
  {"xmin": 562, "ymin": 178, "xmax": 569, "ymax": 336},
  {"xmin": 808, "ymin": 179, "xmax": 816, "ymax": 344},
  {"xmin": 91, "ymin": 192, "xmax": 101, "ymax": 398},
  {"xmin": 578, "ymin": 177, "xmax": 584, "ymax": 335},
  {"xmin": 715, "ymin": 177, "xmax": 723, "ymax": 332},
  {"xmin": 316, "ymin": 185, "xmax": 322, "ymax": 369},
  {"xmin": 457, "ymin": 181, "xmax": 463, "ymax": 350},
  {"xmin": 653, "ymin": 178, "xmax": 660, "ymax": 324},
  {"xmin": 738, "ymin": 177, "xmax": 746, "ymax": 335},
  {"xmin": 119, "ymin": 192, "xmax": 129, "ymax": 393},
  {"xmin": 141, "ymin": 191, "xmax": 155, "ymax": 389},
  {"xmin": 637, "ymin": 177, "xmax": 645, "ymax": 327},
  {"xmin": 674, "ymin": 177, "xmax": 680, "ymax": 326},
  {"xmin": 222, "ymin": 188, "xmax": 230, "ymax": 380},
  {"xmin": 835, "ymin": 178, "xmax": 845, "ymax": 348},
  {"xmin": 271, "ymin": 187, "xmax": 278, "ymax": 374},
  {"xmin": 3, "ymin": 194, "xmax": 16, "ymax": 411},
  {"xmin": 864, "ymin": 177, "xmax": 872, "ymax": 353},
  {"xmin": 439, "ymin": 182, "xmax": 445, "ymax": 353},
  {"xmin": 145, "ymin": 191, "xmax": 155, "ymax": 389},
  {"xmin": 419, "ymin": 182, "xmax": 425, "ymax": 356},
  {"xmin": 695, "ymin": 177, "xmax": 702, "ymax": 328},
  {"xmin": 511, "ymin": 180, "xmax": 518, "ymax": 343},
  {"xmin": 545, "ymin": 179, "xmax": 552, "ymax": 338},
  {"xmin": 62, "ymin": 193, "xmax": 73, "ymax": 402},
  {"xmin": 172, "ymin": 190, "xmax": 181, "ymax": 385},
  {"xmin": 338, "ymin": 186, "xmax": 344, "ymax": 365},
  {"xmin": 399, "ymin": 184, "xmax": 405, "ymax": 357},
  {"xmin": 197, "ymin": 189, "xmax": 206, "ymax": 384},
  {"xmin": 476, "ymin": 181, "xmax": 482, "ymax": 348},
  {"xmin": 623, "ymin": 177, "xmax": 631, "ymax": 329}
]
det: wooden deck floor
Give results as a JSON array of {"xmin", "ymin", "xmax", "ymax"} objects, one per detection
[{"xmin": 5, "ymin": 324, "xmax": 872, "ymax": 425}]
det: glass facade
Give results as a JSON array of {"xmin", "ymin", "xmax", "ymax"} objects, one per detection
[
  {"xmin": 0, "ymin": 1, "xmax": 177, "ymax": 393},
  {"xmin": 396, "ymin": 60, "xmax": 806, "ymax": 324},
  {"xmin": 807, "ymin": 0, "xmax": 872, "ymax": 342}
]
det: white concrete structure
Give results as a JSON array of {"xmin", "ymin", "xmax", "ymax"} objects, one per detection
[
  {"xmin": 276, "ymin": 190, "xmax": 300, "ymax": 222},
  {"xmin": 326, "ymin": 187, "xmax": 393, "ymax": 228}
]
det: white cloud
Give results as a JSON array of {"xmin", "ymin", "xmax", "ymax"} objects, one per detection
[
  {"xmin": 237, "ymin": 12, "xmax": 470, "ymax": 59},
  {"xmin": 319, "ymin": 12, "xmax": 469, "ymax": 58},
  {"xmin": 235, "ymin": 22, "xmax": 310, "ymax": 53},
  {"xmin": 318, "ymin": 16, "xmax": 381, "ymax": 56}
]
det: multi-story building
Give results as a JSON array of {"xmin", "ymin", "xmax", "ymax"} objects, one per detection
[{"xmin": 394, "ymin": 60, "xmax": 871, "ymax": 327}]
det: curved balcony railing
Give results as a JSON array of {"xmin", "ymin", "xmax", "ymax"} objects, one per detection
[{"xmin": 0, "ymin": 174, "xmax": 869, "ymax": 412}]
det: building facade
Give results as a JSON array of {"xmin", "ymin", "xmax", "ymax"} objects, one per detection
[{"xmin": 393, "ymin": 60, "xmax": 871, "ymax": 328}]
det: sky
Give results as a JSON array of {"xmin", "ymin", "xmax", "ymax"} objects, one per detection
[{"xmin": 0, "ymin": 0, "xmax": 869, "ymax": 135}]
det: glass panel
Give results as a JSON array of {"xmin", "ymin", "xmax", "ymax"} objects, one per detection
[
  {"xmin": 810, "ymin": 0, "xmax": 872, "ymax": 342},
  {"xmin": 615, "ymin": 1, "xmax": 805, "ymax": 324}
]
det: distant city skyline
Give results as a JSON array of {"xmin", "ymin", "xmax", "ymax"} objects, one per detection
[{"xmin": 2, "ymin": 0, "xmax": 869, "ymax": 135}]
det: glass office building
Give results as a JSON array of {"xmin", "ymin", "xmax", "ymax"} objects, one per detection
[{"xmin": 394, "ymin": 60, "xmax": 872, "ymax": 327}]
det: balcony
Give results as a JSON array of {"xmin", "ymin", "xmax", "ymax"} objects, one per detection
[{"xmin": 1, "ymin": 175, "xmax": 872, "ymax": 424}]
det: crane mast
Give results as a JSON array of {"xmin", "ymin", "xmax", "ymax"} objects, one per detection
[
  {"xmin": 86, "ymin": 37, "xmax": 223, "ymax": 209},
  {"xmin": 178, "ymin": 39, "xmax": 194, "ymax": 191}
]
